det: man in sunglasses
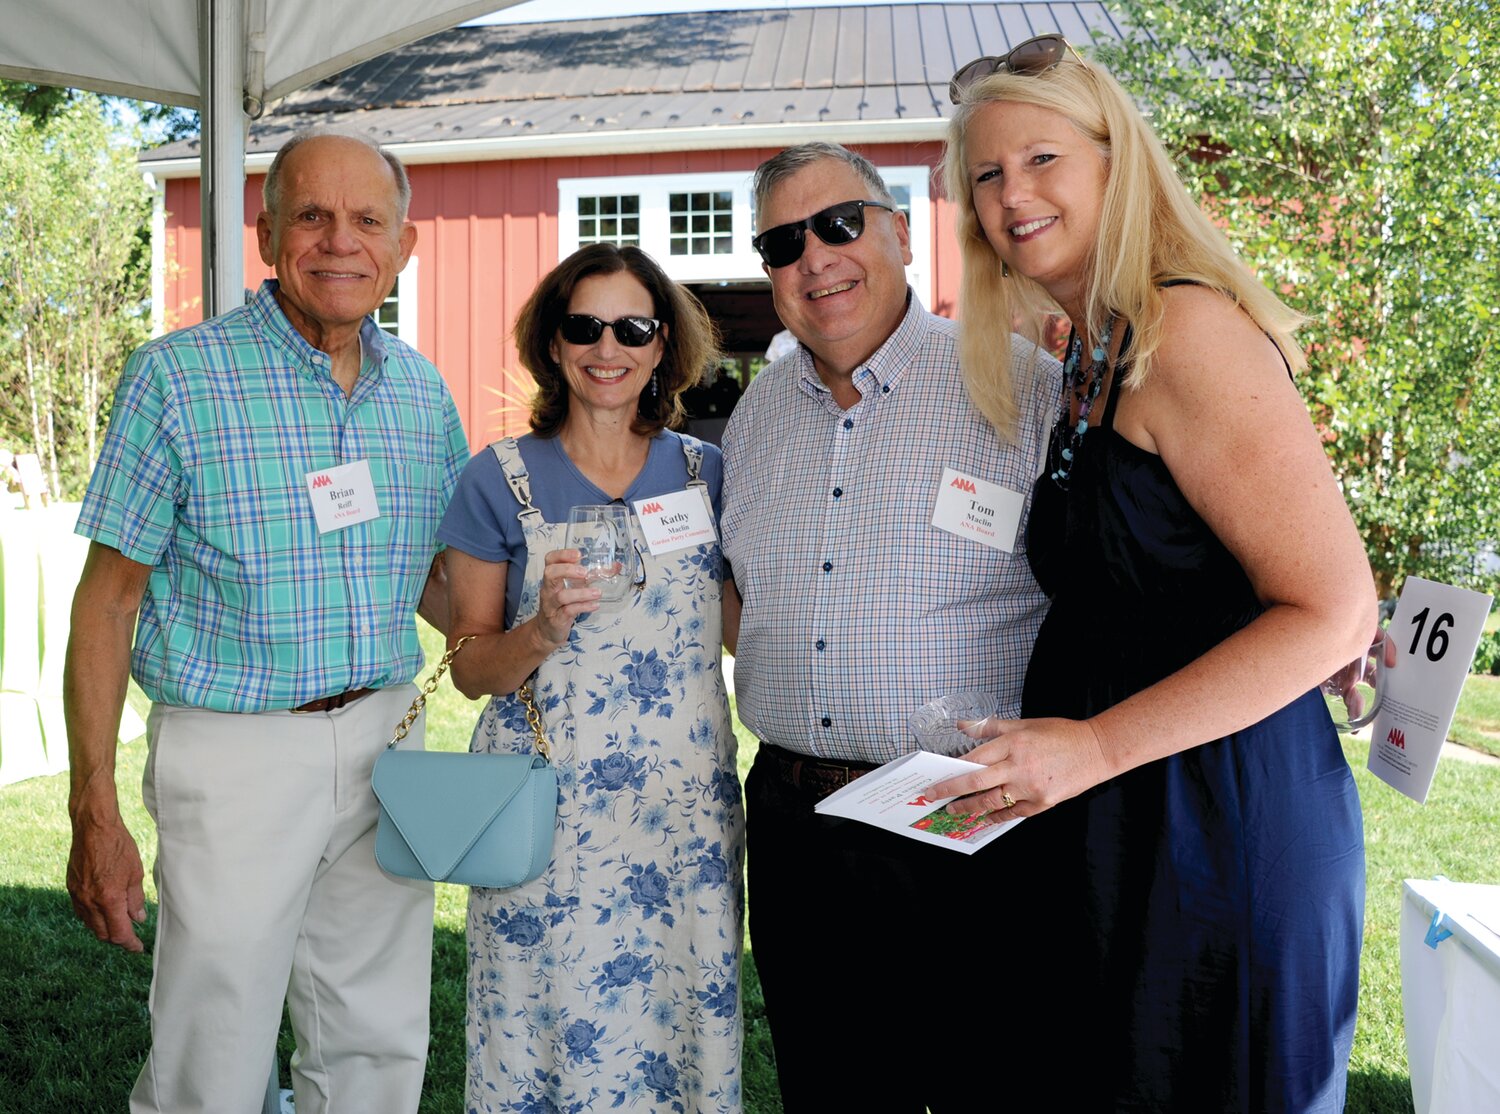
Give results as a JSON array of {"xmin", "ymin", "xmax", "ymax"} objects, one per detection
[{"xmin": 720, "ymin": 143, "xmax": 1061, "ymax": 1110}]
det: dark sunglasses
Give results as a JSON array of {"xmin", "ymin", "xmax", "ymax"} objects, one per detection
[
  {"xmin": 557, "ymin": 314, "xmax": 661, "ymax": 347},
  {"xmin": 751, "ymin": 199, "xmax": 897, "ymax": 269},
  {"xmin": 948, "ymin": 34, "xmax": 1085, "ymax": 104}
]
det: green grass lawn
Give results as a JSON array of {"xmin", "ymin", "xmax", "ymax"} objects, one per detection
[
  {"xmin": 2, "ymin": 628, "xmax": 1498, "ymax": 1112},
  {"xmin": 1450, "ymin": 673, "xmax": 1500, "ymax": 759}
]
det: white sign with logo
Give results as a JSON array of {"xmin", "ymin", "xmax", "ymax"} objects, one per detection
[
  {"xmin": 304, "ymin": 459, "xmax": 381, "ymax": 534},
  {"xmin": 930, "ymin": 467, "xmax": 1025, "ymax": 553},
  {"xmin": 1368, "ymin": 576, "xmax": 1493, "ymax": 804},
  {"xmin": 632, "ymin": 488, "xmax": 716, "ymax": 555}
]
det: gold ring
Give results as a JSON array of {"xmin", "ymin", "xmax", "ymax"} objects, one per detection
[{"xmin": 1000, "ymin": 791, "xmax": 1016, "ymax": 810}]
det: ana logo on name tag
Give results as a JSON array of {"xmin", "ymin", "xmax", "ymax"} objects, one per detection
[
  {"xmin": 305, "ymin": 459, "xmax": 381, "ymax": 534},
  {"xmin": 632, "ymin": 488, "xmax": 717, "ymax": 555},
  {"xmin": 930, "ymin": 467, "xmax": 1024, "ymax": 552}
]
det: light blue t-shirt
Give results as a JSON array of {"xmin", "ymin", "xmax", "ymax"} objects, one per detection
[{"xmin": 438, "ymin": 430, "xmax": 723, "ymax": 626}]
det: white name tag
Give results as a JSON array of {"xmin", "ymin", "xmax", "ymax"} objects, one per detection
[
  {"xmin": 632, "ymin": 488, "xmax": 717, "ymax": 555},
  {"xmin": 305, "ymin": 459, "xmax": 381, "ymax": 534},
  {"xmin": 930, "ymin": 467, "xmax": 1024, "ymax": 552}
]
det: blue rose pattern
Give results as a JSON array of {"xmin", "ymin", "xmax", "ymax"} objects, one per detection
[{"xmin": 467, "ymin": 471, "xmax": 743, "ymax": 1114}]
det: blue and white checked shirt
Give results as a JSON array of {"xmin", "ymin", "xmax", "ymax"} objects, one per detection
[
  {"xmin": 77, "ymin": 280, "xmax": 470, "ymax": 712},
  {"xmin": 721, "ymin": 294, "xmax": 1060, "ymax": 763}
]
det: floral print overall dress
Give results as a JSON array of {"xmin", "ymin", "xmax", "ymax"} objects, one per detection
[{"xmin": 466, "ymin": 437, "xmax": 744, "ymax": 1114}]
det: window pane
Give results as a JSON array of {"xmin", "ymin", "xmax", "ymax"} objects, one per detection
[{"xmin": 576, "ymin": 195, "xmax": 641, "ymax": 246}]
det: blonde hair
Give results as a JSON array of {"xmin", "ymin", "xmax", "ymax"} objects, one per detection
[{"xmin": 941, "ymin": 55, "xmax": 1305, "ymax": 435}]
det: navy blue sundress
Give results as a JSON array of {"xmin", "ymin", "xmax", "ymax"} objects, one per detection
[{"xmin": 1019, "ymin": 327, "xmax": 1365, "ymax": 1113}]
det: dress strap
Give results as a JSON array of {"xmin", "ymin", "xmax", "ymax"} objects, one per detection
[
  {"xmin": 678, "ymin": 433, "xmax": 707, "ymax": 490},
  {"xmin": 488, "ymin": 438, "xmax": 546, "ymax": 528},
  {"xmin": 1099, "ymin": 323, "xmax": 1136, "ymax": 434}
]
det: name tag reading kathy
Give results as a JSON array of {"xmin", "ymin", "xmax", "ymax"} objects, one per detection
[
  {"xmin": 305, "ymin": 460, "xmax": 381, "ymax": 534},
  {"xmin": 930, "ymin": 467, "xmax": 1024, "ymax": 552},
  {"xmin": 632, "ymin": 488, "xmax": 717, "ymax": 555}
]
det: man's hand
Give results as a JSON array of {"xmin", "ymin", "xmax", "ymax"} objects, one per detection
[
  {"xmin": 63, "ymin": 541, "xmax": 152, "ymax": 952},
  {"xmin": 66, "ymin": 810, "xmax": 147, "ymax": 952}
]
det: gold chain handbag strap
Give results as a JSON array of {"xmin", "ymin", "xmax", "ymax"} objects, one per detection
[{"xmin": 387, "ymin": 633, "xmax": 552, "ymax": 761}]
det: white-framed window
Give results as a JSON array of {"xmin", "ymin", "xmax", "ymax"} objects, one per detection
[
  {"xmin": 557, "ymin": 168, "xmax": 933, "ymax": 305},
  {"xmin": 577, "ymin": 194, "xmax": 641, "ymax": 247},
  {"xmin": 374, "ymin": 256, "xmax": 419, "ymax": 347}
]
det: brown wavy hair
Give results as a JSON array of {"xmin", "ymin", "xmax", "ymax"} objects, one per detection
[{"xmin": 514, "ymin": 244, "xmax": 720, "ymax": 438}]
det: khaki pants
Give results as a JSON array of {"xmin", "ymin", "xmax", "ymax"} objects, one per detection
[{"xmin": 130, "ymin": 686, "xmax": 434, "ymax": 1114}]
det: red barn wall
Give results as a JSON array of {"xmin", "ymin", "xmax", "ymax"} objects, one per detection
[{"xmin": 161, "ymin": 141, "xmax": 956, "ymax": 449}]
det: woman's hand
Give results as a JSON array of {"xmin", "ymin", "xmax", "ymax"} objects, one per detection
[
  {"xmin": 924, "ymin": 716, "xmax": 1115, "ymax": 819},
  {"xmin": 534, "ymin": 548, "xmax": 604, "ymax": 648}
]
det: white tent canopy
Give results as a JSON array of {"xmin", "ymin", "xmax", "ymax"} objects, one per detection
[{"xmin": 0, "ymin": 0, "xmax": 519, "ymax": 315}]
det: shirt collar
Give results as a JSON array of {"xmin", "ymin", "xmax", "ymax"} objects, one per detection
[
  {"xmin": 249, "ymin": 278, "xmax": 388, "ymax": 383},
  {"xmin": 794, "ymin": 287, "xmax": 923, "ymax": 399}
]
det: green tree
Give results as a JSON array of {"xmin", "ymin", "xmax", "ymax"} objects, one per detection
[
  {"xmin": 1097, "ymin": 0, "xmax": 1500, "ymax": 595},
  {"xmin": 0, "ymin": 95, "xmax": 154, "ymax": 498}
]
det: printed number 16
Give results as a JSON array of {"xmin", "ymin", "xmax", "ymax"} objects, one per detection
[{"xmin": 1408, "ymin": 606, "xmax": 1453, "ymax": 662}]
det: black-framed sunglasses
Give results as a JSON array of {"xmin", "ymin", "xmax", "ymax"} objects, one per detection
[
  {"xmin": 750, "ymin": 199, "xmax": 897, "ymax": 269},
  {"xmin": 948, "ymin": 33, "xmax": 1085, "ymax": 104},
  {"xmin": 557, "ymin": 314, "xmax": 661, "ymax": 347}
]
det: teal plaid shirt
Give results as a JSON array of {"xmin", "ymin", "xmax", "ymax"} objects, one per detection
[{"xmin": 78, "ymin": 280, "xmax": 469, "ymax": 712}]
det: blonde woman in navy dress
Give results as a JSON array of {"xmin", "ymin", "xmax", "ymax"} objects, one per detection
[
  {"xmin": 930, "ymin": 38, "xmax": 1373, "ymax": 1112},
  {"xmin": 438, "ymin": 245, "xmax": 742, "ymax": 1113}
]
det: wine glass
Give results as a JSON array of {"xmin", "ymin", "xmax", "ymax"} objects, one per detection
[
  {"xmin": 907, "ymin": 691, "xmax": 999, "ymax": 757},
  {"xmin": 564, "ymin": 505, "xmax": 636, "ymax": 615},
  {"xmin": 1321, "ymin": 628, "xmax": 1391, "ymax": 733}
]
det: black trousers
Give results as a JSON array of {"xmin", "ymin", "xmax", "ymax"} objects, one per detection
[{"xmin": 745, "ymin": 745, "xmax": 1069, "ymax": 1113}]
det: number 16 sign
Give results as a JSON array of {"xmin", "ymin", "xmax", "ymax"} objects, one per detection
[{"xmin": 1368, "ymin": 576, "xmax": 1494, "ymax": 804}]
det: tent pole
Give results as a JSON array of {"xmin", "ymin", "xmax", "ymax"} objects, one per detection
[{"xmin": 199, "ymin": 0, "xmax": 248, "ymax": 318}]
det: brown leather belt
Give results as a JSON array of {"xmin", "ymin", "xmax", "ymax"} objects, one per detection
[
  {"xmin": 291, "ymin": 687, "xmax": 375, "ymax": 714},
  {"xmin": 756, "ymin": 741, "xmax": 878, "ymax": 802}
]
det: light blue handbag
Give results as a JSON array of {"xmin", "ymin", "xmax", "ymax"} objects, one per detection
[{"xmin": 372, "ymin": 637, "xmax": 556, "ymax": 888}]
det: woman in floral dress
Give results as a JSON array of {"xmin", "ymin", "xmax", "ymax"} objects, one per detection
[{"xmin": 438, "ymin": 244, "xmax": 743, "ymax": 1113}]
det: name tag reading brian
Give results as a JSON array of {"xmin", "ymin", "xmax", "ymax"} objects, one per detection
[
  {"xmin": 632, "ymin": 488, "xmax": 717, "ymax": 555},
  {"xmin": 305, "ymin": 460, "xmax": 381, "ymax": 534},
  {"xmin": 930, "ymin": 467, "xmax": 1024, "ymax": 552}
]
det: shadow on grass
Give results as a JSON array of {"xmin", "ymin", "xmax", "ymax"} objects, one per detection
[
  {"xmin": 0, "ymin": 888, "xmax": 785, "ymax": 1114},
  {"xmin": 0, "ymin": 884, "xmax": 155, "ymax": 1110},
  {"xmin": 1347, "ymin": 1064, "xmax": 1416, "ymax": 1114}
]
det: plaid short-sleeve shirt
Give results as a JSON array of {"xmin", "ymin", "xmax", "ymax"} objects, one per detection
[
  {"xmin": 77, "ymin": 280, "xmax": 469, "ymax": 712},
  {"xmin": 721, "ymin": 294, "xmax": 1060, "ymax": 763}
]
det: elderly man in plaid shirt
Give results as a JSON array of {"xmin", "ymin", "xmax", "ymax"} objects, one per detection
[
  {"xmin": 721, "ymin": 142, "xmax": 1062, "ymax": 1111},
  {"xmin": 63, "ymin": 132, "xmax": 468, "ymax": 1114}
]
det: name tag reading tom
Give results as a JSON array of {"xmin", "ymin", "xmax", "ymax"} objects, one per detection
[
  {"xmin": 304, "ymin": 459, "xmax": 381, "ymax": 534},
  {"xmin": 632, "ymin": 488, "xmax": 717, "ymax": 555},
  {"xmin": 930, "ymin": 467, "xmax": 1024, "ymax": 552}
]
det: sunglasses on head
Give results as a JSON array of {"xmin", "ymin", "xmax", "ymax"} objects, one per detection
[
  {"xmin": 948, "ymin": 33, "xmax": 1084, "ymax": 104},
  {"xmin": 557, "ymin": 314, "xmax": 661, "ymax": 347},
  {"xmin": 751, "ymin": 199, "xmax": 897, "ymax": 269}
]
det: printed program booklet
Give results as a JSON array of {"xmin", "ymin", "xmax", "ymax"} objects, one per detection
[{"xmin": 813, "ymin": 750, "xmax": 1023, "ymax": 853}]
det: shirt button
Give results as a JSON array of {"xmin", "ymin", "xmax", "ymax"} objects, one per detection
[
  {"xmin": 842, "ymin": 418, "xmax": 853, "ymax": 430},
  {"xmin": 832, "ymin": 487, "xmax": 842, "ymax": 498},
  {"xmin": 815, "ymin": 639, "xmax": 825, "ymax": 651},
  {"xmin": 822, "ymin": 561, "xmax": 832, "ymax": 572},
  {"xmin": 882, "ymin": 385, "xmax": 891, "ymax": 394},
  {"xmin": 821, "ymin": 716, "xmax": 832, "ymax": 728}
]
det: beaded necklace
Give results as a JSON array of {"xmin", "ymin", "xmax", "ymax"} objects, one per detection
[{"xmin": 1049, "ymin": 316, "xmax": 1117, "ymax": 488}]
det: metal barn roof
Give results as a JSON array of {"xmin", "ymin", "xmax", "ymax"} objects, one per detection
[{"xmin": 143, "ymin": 3, "xmax": 1129, "ymax": 170}]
